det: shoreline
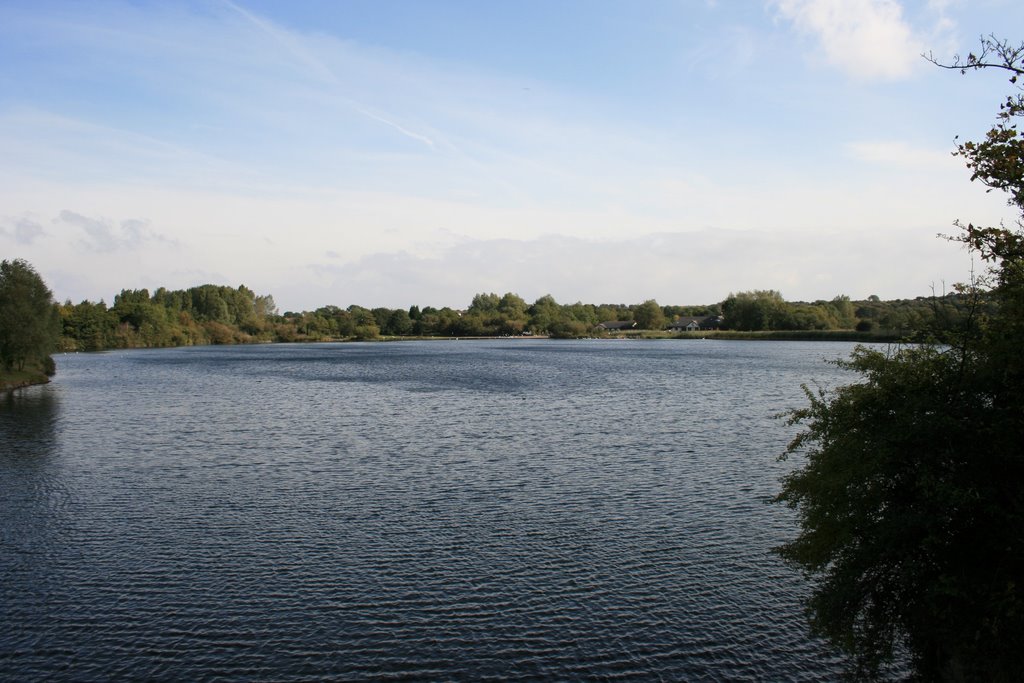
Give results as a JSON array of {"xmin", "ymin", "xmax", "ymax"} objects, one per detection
[
  {"xmin": 1, "ymin": 373, "xmax": 51, "ymax": 394},
  {"xmin": 58, "ymin": 330, "xmax": 901, "ymax": 356}
]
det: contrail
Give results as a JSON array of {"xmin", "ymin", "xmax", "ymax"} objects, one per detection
[
  {"xmin": 354, "ymin": 107, "xmax": 436, "ymax": 148},
  {"xmin": 219, "ymin": 0, "xmax": 436, "ymax": 149},
  {"xmin": 220, "ymin": 0, "xmax": 338, "ymax": 84}
]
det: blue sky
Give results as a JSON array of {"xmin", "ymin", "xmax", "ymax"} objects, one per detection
[{"xmin": 1, "ymin": 0, "xmax": 1022, "ymax": 311}]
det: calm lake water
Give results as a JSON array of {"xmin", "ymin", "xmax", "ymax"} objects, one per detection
[{"xmin": 1, "ymin": 339, "xmax": 864, "ymax": 680}]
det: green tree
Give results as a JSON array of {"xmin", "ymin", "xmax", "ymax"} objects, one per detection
[
  {"xmin": 495, "ymin": 292, "xmax": 528, "ymax": 333},
  {"xmin": 564, "ymin": 301, "xmax": 599, "ymax": 328},
  {"xmin": 632, "ymin": 298, "xmax": 665, "ymax": 330},
  {"xmin": 721, "ymin": 289, "xmax": 789, "ymax": 330},
  {"xmin": 383, "ymin": 308, "xmax": 413, "ymax": 336},
  {"xmin": 255, "ymin": 293, "xmax": 278, "ymax": 318},
  {"xmin": 828, "ymin": 295, "xmax": 857, "ymax": 329},
  {"xmin": 60, "ymin": 299, "xmax": 116, "ymax": 351},
  {"xmin": 468, "ymin": 292, "xmax": 501, "ymax": 314},
  {"xmin": 497, "ymin": 292, "xmax": 527, "ymax": 318},
  {"xmin": 776, "ymin": 37, "xmax": 1024, "ymax": 680},
  {"xmin": 0, "ymin": 259, "xmax": 61, "ymax": 372},
  {"xmin": 548, "ymin": 319, "xmax": 588, "ymax": 338},
  {"xmin": 348, "ymin": 305, "xmax": 380, "ymax": 340},
  {"xmin": 528, "ymin": 294, "xmax": 561, "ymax": 334}
]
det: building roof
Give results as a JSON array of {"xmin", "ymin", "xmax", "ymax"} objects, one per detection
[{"xmin": 667, "ymin": 315, "xmax": 723, "ymax": 330}]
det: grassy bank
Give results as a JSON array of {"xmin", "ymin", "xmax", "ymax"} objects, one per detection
[
  {"xmin": 1, "ymin": 357, "xmax": 56, "ymax": 393},
  {"xmin": 332, "ymin": 331, "xmax": 903, "ymax": 342},
  {"xmin": 1, "ymin": 368, "xmax": 51, "ymax": 393},
  {"xmin": 600, "ymin": 329, "xmax": 905, "ymax": 342},
  {"xmin": 682, "ymin": 330, "xmax": 903, "ymax": 342}
]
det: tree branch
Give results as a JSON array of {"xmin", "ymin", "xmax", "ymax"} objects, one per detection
[{"xmin": 923, "ymin": 35, "xmax": 1024, "ymax": 82}]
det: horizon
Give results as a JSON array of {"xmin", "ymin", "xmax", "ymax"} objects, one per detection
[{"xmin": 2, "ymin": 1, "xmax": 1022, "ymax": 312}]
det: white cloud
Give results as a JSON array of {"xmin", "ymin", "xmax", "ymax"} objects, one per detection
[
  {"xmin": 771, "ymin": 0, "xmax": 922, "ymax": 80},
  {"xmin": 846, "ymin": 139, "xmax": 957, "ymax": 168},
  {"xmin": 56, "ymin": 210, "xmax": 175, "ymax": 252},
  {"xmin": 0, "ymin": 216, "xmax": 46, "ymax": 245},
  {"xmin": 3, "ymin": 0, "xmax": 1018, "ymax": 313},
  {"xmin": 274, "ymin": 228, "xmax": 975, "ymax": 310}
]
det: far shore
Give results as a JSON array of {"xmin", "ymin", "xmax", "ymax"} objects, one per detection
[
  {"xmin": 60, "ymin": 328, "xmax": 903, "ymax": 354},
  {"xmin": 380, "ymin": 330, "xmax": 903, "ymax": 343}
]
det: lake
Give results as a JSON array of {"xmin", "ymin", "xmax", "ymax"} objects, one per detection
[{"xmin": 1, "ymin": 339, "xmax": 862, "ymax": 680}]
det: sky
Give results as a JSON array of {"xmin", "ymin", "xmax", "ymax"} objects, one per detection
[{"xmin": 1, "ymin": 0, "xmax": 1022, "ymax": 312}]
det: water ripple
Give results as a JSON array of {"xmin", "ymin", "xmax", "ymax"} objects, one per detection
[{"xmin": 0, "ymin": 340, "xmax": 865, "ymax": 680}]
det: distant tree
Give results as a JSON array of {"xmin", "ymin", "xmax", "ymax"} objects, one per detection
[
  {"xmin": 255, "ymin": 294, "xmax": 278, "ymax": 318},
  {"xmin": 189, "ymin": 285, "xmax": 231, "ymax": 324},
  {"xmin": 468, "ymin": 292, "xmax": 501, "ymax": 314},
  {"xmin": 415, "ymin": 306, "xmax": 459, "ymax": 336},
  {"xmin": 548, "ymin": 319, "xmax": 588, "ymax": 338},
  {"xmin": 60, "ymin": 300, "xmax": 116, "ymax": 351},
  {"xmin": 528, "ymin": 294, "xmax": 561, "ymax": 334},
  {"xmin": 828, "ymin": 295, "xmax": 857, "ymax": 329},
  {"xmin": 384, "ymin": 308, "xmax": 413, "ymax": 336},
  {"xmin": 0, "ymin": 259, "xmax": 61, "ymax": 372},
  {"xmin": 721, "ymin": 290, "xmax": 788, "ymax": 330},
  {"xmin": 594, "ymin": 304, "xmax": 623, "ymax": 323},
  {"xmin": 371, "ymin": 307, "xmax": 392, "ymax": 331},
  {"xmin": 352, "ymin": 323, "xmax": 380, "ymax": 340},
  {"xmin": 788, "ymin": 303, "xmax": 835, "ymax": 330},
  {"xmin": 347, "ymin": 305, "xmax": 380, "ymax": 339},
  {"xmin": 564, "ymin": 302, "xmax": 599, "ymax": 327},
  {"xmin": 497, "ymin": 292, "xmax": 528, "ymax": 319},
  {"xmin": 633, "ymin": 299, "xmax": 666, "ymax": 330},
  {"xmin": 495, "ymin": 292, "xmax": 529, "ymax": 334}
]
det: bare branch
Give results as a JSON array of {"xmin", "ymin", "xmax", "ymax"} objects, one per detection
[{"xmin": 923, "ymin": 34, "xmax": 1024, "ymax": 83}]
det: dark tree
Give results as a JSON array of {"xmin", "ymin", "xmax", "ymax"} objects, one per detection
[
  {"xmin": 0, "ymin": 259, "xmax": 61, "ymax": 372},
  {"xmin": 776, "ymin": 36, "xmax": 1024, "ymax": 680}
]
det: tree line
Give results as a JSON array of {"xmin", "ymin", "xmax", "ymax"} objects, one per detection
[
  {"xmin": 5, "ymin": 256, "xmax": 975, "ymax": 386},
  {"xmin": 53, "ymin": 286, "xmax": 982, "ymax": 351},
  {"xmin": 59, "ymin": 284, "xmax": 279, "ymax": 351}
]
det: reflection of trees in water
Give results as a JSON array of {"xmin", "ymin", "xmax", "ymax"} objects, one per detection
[
  {"xmin": 1, "ymin": 386, "xmax": 67, "ymax": 596},
  {"xmin": 0, "ymin": 386, "xmax": 59, "ymax": 461}
]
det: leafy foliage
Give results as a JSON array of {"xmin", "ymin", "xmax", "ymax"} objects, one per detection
[
  {"xmin": 0, "ymin": 259, "xmax": 61, "ymax": 372},
  {"xmin": 777, "ymin": 36, "xmax": 1024, "ymax": 680},
  {"xmin": 59, "ymin": 283, "xmax": 282, "ymax": 350},
  {"xmin": 777, "ymin": 344, "xmax": 1024, "ymax": 679},
  {"xmin": 633, "ymin": 299, "xmax": 666, "ymax": 330},
  {"xmin": 58, "ymin": 281, "xmax": 982, "ymax": 349}
]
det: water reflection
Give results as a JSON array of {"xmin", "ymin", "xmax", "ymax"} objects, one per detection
[
  {"xmin": 0, "ymin": 384, "xmax": 60, "ymax": 461},
  {"xmin": 1, "ymin": 385, "xmax": 68, "ymax": 608}
]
